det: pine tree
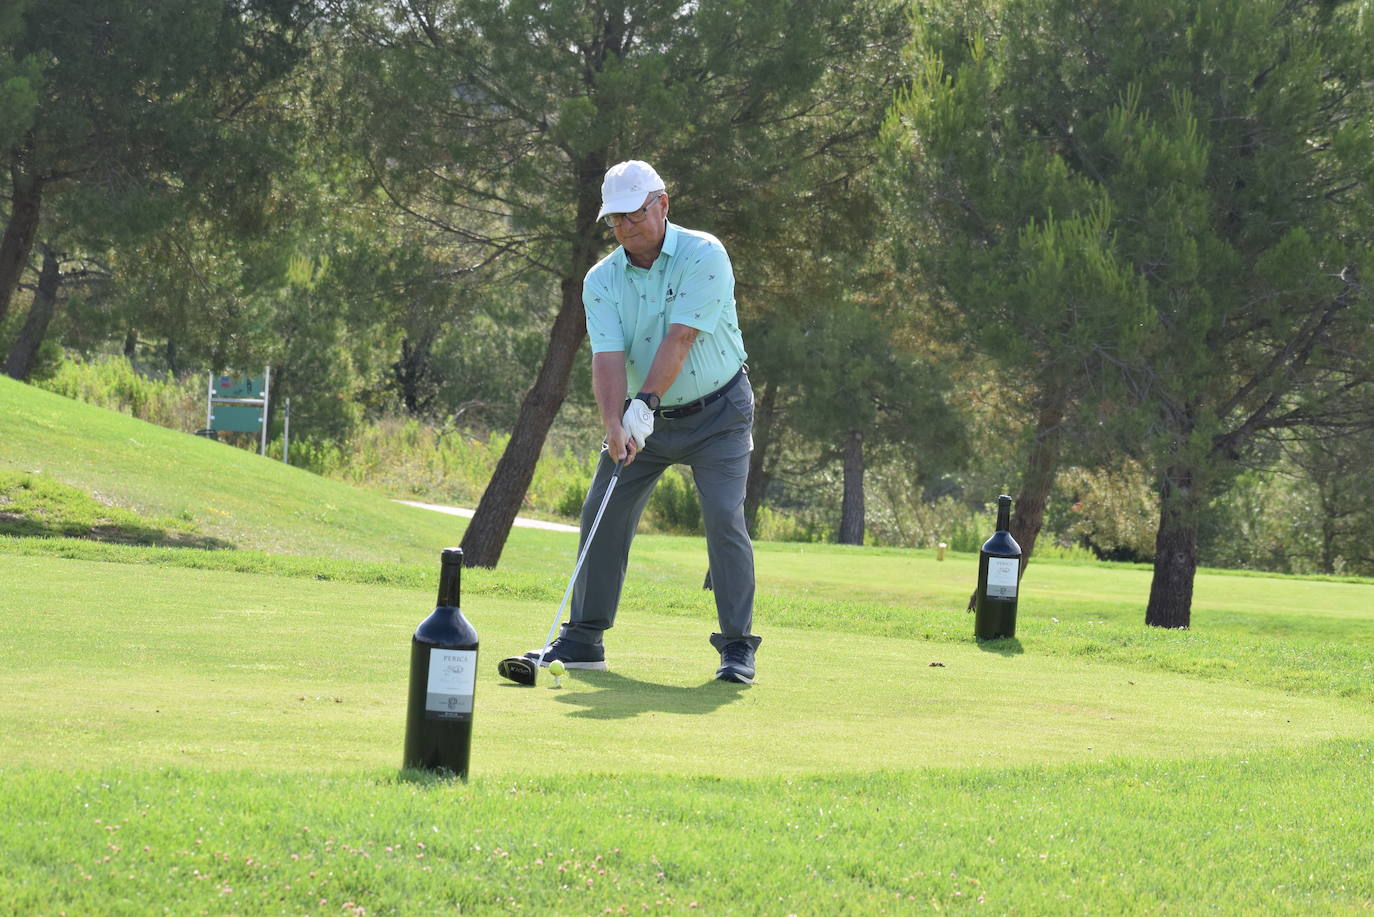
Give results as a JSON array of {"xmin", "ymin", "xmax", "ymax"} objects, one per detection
[{"xmin": 889, "ymin": 0, "xmax": 1374, "ymax": 627}]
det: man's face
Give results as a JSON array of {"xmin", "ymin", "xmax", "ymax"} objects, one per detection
[{"xmin": 611, "ymin": 192, "xmax": 669, "ymax": 263}]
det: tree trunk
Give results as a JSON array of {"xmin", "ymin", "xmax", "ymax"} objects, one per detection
[
  {"xmin": 394, "ymin": 334, "xmax": 435, "ymax": 415},
  {"xmin": 461, "ymin": 274, "xmax": 588, "ymax": 566},
  {"xmin": 4, "ymin": 242, "xmax": 60, "ymax": 380},
  {"xmin": 1145, "ymin": 465, "xmax": 1198, "ymax": 628},
  {"xmin": 0, "ymin": 168, "xmax": 43, "ymax": 326},
  {"xmin": 838, "ymin": 428, "xmax": 864, "ymax": 545},
  {"xmin": 461, "ymin": 168, "xmax": 604, "ymax": 568},
  {"xmin": 743, "ymin": 377, "xmax": 777, "ymax": 536},
  {"xmin": 1010, "ymin": 386, "xmax": 1069, "ymax": 571}
]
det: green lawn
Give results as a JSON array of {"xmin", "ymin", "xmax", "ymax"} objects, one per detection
[
  {"xmin": 5, "ymin": 552, "xmax": 1370, "ymax": 778},
  {"xmin": 2, "ymin": 376, "xmax": 1373, "ymax": 914},
  {"xmin": 0, "ymin": 375, "xmax": 467, "ymax": 561}
]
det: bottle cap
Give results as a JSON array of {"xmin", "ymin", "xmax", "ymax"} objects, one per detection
[{"xmin": 442, "ymin": 547, "xmax": 464, "ymax": 564}]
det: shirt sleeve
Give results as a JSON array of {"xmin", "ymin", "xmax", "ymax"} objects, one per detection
[
  {"xmin": 583, "ymin": 270, "xmax": 624, "ymax": 354},
  {"xmin": 668, "ymin": 241, "xmax": 734, "ymax": 334}
]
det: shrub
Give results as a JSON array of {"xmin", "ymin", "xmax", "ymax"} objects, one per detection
[
  {"xmin": 753, "ymin": 504, "xmax": 831, "ymax": 543},
  {"xmin": 35, "ymin": 355, "xmax": 202, "ymax": 431},
  {"xmin": 644, "ymin": 467, "xmax": 703, "ymax": 535},
  {"xmin": 1055, "ymin": 461, "xmax": 1158, "ymax": 562},
  {"xmin": 866, "ymin": 494, "xmax": 986, "ymax": 552},
  {"xmin": 555, "ymin": 480, "xmax": 589, "ymax": 519}
]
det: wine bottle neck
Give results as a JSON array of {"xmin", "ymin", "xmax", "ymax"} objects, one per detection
[
  {"xmin": 437, "ymin": 561, "xmax": 462, "ymax": 607},
  {"xmin": 996, "ymin": 496, "xmax": 1012, "ymax": 532}
]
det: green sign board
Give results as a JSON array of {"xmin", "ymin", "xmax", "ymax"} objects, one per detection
[
  {"xmin": 209, "ymin": 374, "xmax": 269, "ymax": 435},
  {"xmin": 210, "ymin": 403, "xmax": 264, "ymax": 433}
]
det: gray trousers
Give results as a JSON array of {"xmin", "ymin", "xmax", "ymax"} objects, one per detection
[{"xmin": 562, "ymin": 373, "xmax": 760, "ymax": 654}]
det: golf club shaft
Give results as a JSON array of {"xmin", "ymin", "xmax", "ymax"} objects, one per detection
[{"xmin": 536, "ymin": 456, "xmax": 625, "ymax": 666}]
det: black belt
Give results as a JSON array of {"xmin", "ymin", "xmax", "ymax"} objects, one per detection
[{"xmin": 657, "ymin": 367, "xmax": 746, "ymax": 420}]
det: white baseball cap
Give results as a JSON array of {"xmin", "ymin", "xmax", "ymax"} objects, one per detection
[{"xmin": 597, "ymin": 160, "xmax": 666, "ymax": 220}]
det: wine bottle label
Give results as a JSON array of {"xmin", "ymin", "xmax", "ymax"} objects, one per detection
[
  {"xmin": 986, "ymin": 557, "xmax": 1019, "ymax": 598},
  {"xmin": 425, "ymin": 648, "xmax": 477, "ymax": 717}
]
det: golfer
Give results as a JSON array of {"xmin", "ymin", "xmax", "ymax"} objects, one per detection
[{"xmin": 525, "ymin": 160, "xmax": 760, "ymax": 683}]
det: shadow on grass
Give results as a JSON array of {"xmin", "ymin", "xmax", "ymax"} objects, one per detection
[
  {"xmin": 1, "ymin": 471, "xmax": 235, "ymax": 550},
  {"xmin": 0, "ymin": 518, "xmax": 234, "ymax": 550},
  {"xmin": 535, "ymin": 670, "xmax": 749, "ymax": 720},
  {"xmin": 976, "ymin": 637, "xmax": 1024, "ymax": 656}
]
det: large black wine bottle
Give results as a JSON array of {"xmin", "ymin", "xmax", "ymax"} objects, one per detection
[
  {"xmin": 974, "ymin": 495, "xmax": 1022, "ymax": 640},
  {"xmin": 403, "ymin": 547, "xmax": 479, "ymax": 778}
]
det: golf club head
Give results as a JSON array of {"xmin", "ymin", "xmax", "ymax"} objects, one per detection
[{"xmin": 497, "ymin": 655, "xmax": 538, "ymax": 686}]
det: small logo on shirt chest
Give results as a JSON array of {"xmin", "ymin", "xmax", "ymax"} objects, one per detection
[{"xmin": 664, "ymin": 287, "xmax": 677, "ymax": 304}]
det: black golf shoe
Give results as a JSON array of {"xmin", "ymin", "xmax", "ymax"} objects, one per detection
[
  {"xmin": 521, "ymin": 637, "xmax": 607, "ymax": 670},
  {"xmin": 715, "ymin": 640, "xmax": 756, "ymax": 684}
]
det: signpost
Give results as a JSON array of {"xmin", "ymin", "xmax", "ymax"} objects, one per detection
[
  {"xmin": 207, "ymin": 370, "xmax": 271, "ymax": 456},
  {"xmin": 204, "ymin": 370, "xmax": 293, "ymax": 462}
]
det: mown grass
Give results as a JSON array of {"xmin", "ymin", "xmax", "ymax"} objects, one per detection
[
  {"xmin": 2, "ymin": 376, "xmax": 471, "ymax": 560},
  {"xmin": 4, "ymin": 742, "xmax": 1372, "ymax": 916},
  {"xmin": 0, "ymin": 470, "xmax": 230, "ymax": 548},
  {"xmin": 3, "ymin": 377, "xmax": 1374, "ymax": 913},
  {"xmin": 7, "ymin": 550, "xmax": 1372, "ymax": 779},
  {"xmin": 3, "ymin": 539, "xmax": 1373, "ymax": 913},
  {"xmin": 6, "ymin": 533, "xmax": 1373, "ymax": 707}
]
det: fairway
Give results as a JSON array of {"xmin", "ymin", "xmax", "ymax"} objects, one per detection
[
  {"xmin": 3, "ymin": 543, "xmax": 1374, "ymax": 915},
  {"xmin": 3, "ymin": 553, "xmax": 1372, "ymax": 779}
]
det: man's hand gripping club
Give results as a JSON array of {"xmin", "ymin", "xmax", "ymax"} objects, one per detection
[
  {"xmin": 622, "ymin": 397, "xmax": 655, "ymax": 449},
  {"xmin": 593, "ymin": 324, "xmax": 697, "ymax": 466}
]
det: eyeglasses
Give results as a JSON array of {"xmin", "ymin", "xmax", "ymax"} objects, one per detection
[{"xmin": 603, "ymin": 192, "xmax": 663, "ymax": 228}]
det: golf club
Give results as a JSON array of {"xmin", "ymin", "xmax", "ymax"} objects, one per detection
[{"xmin": 497, "ymin": 456, "xmax": 626, "ymax": 685}]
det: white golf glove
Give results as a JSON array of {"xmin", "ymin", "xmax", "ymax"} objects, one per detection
[{"xmin": 622, "ymin": 397, "xmax": 655, "ymax": 449}]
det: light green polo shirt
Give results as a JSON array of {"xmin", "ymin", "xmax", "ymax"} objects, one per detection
[{"xmin": 584, "ymin": 222, "xmax": 747, "ymax": 406}]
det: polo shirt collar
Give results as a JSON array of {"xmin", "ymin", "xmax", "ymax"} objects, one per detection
[
  {"xmin": 661, "ymin": 221, "xmax": 680, "ymax": 258},
  {"xmin": 616, "ymin": 221, "xmax": 679, "ymax": 270}
]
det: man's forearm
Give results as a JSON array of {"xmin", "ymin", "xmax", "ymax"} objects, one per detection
[
  {"xmin": 593, "ymin": 352, "xmax": 638, "ymax": 462},
  {"xmin": 592, "ymin": 352, "xmax": 629, "ymax": 430},
  {"xmin": 640, "ymin": 323, "xmax": 699, "ymax": 397}
]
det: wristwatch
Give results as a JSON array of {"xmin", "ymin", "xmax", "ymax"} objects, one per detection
[{"xmin": 635, "ymin": 391, "xmax": 661, "ymax": 411}]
